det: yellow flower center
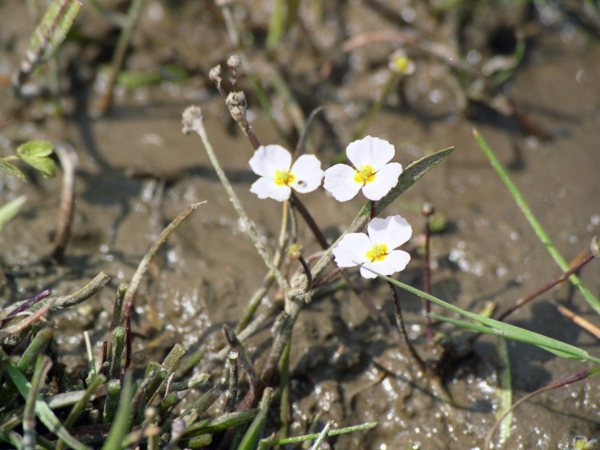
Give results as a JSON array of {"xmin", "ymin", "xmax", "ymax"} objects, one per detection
[
  {"xmin": 354, "ymin": 165, "xmax": 376, "ymax": 184},
  {"xmin": 366, "ymin": 243, "xmax": 388, "ymax": 262},
  {"xmin": 274, "ymin": 170, "xmax": 295, "ymax": 186}
]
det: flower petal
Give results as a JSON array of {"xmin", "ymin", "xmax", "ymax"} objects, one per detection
[
  {"xmin": 290, "ymin": 155, "xmax": 323, "ymax": 193},
  {"xmin": 332, "ymin": 233, "xmax": 371, "ymax": 268},
  {"xmin": 249, "ymin": 145, "xmax": 292, "ymax": 177},
  {"xmin": 346, "ymin": 136, "xmax": 395, "ymax": 171},
  {"xmin": 250, "ymin": 177, "xmax": 291, "ymax": 202},
  {"xmin": 360, "ymin": 250, "xmax": 410, "ymax": 279},
  {"xmin": 367, "ymin": 214, "xmax": 412, "ymax": 249},
  {"xmin": 323, "ymin": 164, "xmax": 362, "ymax": 202},
  {"xmin": 361, "ymin": 162, "xmax": 403, "ymax": 201}
]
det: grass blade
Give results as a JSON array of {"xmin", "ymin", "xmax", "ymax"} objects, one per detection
[
  {"xmin": 473, "ymin": 129, "xmax": 600, "ymax": 316},
  {"xmin": 5, "ymin": 364, "xmax": 88, "ymax": 450},
  {"xmin": 0, "ymin": 196, "xmax": 26, "ymax": 232},
  {"xmin": 101, "ymin": 373, "xmax": 133, "ymax": 450},
  {"xmin": 23, "ymin": 357, "xmax": 52, "ymax": 450},
  {"xmin": 182, "ymin": 410, "xmax": 257, "ymax": 437},
  {"xmin": 384, "ymin": 275, "xmax": 600, "ymax": 365},
  {"xmin": 238, "ymin": 388, "xmax": 272, "ymax": 450},
  {"xmin": 260, "ymin": 422, "xmax": 378, "ymax": 447},
  {"xmin": 12, "ymin": 0, "xmax": 82, "ymax": 89},
  {"xmin": 56, "ymin": 374, "xmax": 106, "ymax": 450}
]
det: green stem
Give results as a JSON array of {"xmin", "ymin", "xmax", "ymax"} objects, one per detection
[{"xmin": 474, "ymin": 129, "xmax": 600, "ymax": 315}]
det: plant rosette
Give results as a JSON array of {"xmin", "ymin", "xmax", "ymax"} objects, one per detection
[
  {"xmin": 333, "ymin": 215, "xmax": 412, "ymax": 279},
  {"xmin": 249, "ymin": 145, "xmax": 324, "ymax": 202},
  {"xmin": 323, "ymin": 135, "xmax": 403, "ymax": 202}
]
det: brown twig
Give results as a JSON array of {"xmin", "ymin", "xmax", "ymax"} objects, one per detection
[
  {"xmin": 341, "ymin": 30, "xmax": 464, "ymax": 70},
  {"xmin": 556, "ymin": 304, "xmax": 600, "ymax": 339},
  {"xmin": 91, "ymin": 0, "xmax": 144, "ymax": 116},
  {"xmin": 389, "ymin": 282, "xmax": 427, "ymax": 375},
  {"xmin": 497, "ymin": 252, "xmax": 595, "ymax": 322},
  {"xmin": 422, "ymin": 202, "xmax": 434, "ymax": 341},
  {"xmin": 51, "ymin": 143, "xmax": 78, "ymax": 260},
  {"xmin": 223, "ymin": 324, "xmax": 258, "ymax": 396},
  {"xmin": 122, "ymin": 202, "xmax": 206, "ymax": 370},
  {"xmin": 0, "ymin": 289, "xmax": 51, "ymax": 328}
]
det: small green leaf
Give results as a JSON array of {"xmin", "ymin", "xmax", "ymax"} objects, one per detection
[
  {"xmin": 101, "ymin": 374, "xmax": 133, "ymax": 450},
  {"xmin": 17, "ymin": 140, "xmax": 54, "ymax": 158},
  {"xmin": 0, "ymin": 160, "xmax": 27, "ymax": 181},
  {"xmin": 17, "ymin": 140, "xmax": 57, "ymax": 177},
  {"xmin": 238, "ymin": 388, "xmax": 272, "ymax": 450}
]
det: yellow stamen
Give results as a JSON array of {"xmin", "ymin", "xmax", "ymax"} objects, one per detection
[
  {"xmin": 354, "ymin": 165, "xmax": 376, "ymax": 184},
  {"xmin": 366, "ymin": 243, "xmax": 388, "ymax": 262},
  {"xmin": 274, "ymin": 170, "xmax": 295, "ymax": 186}
]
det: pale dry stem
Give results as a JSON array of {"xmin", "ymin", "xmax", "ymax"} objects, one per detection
[{"xmin": 182, "ymin": 106, "xmax": 287, "ymax": 291}]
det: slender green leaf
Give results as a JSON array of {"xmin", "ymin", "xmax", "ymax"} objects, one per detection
[
  {"xmin": 29, "ymin": 0, "xmax": 82, "ymax": 60},
  {"xmin": 238, "ymin": 388, "xmax": 272, "ymax": 450},
  {"xmin": 102, "ymin": 373, "xmax": 133, "ymax": 450},
  {"xmin": 16, "ymin": 140, "xmax": 54, "ymax": 159},
  {"xmin": 13, "ymin": 0, "xmax": 82, "ymax": 90},
  {"xmin": 259, "ymin": 422, "xmax": 378, "ymax": 446},
  {"xmin": 5, "ymin": 364, "xmax": 88, "ymax": 450},
  {"xmin": 373, "ymin": 146, "xmax": 455, "ymax": 216},
  {"xmin": 0, "ymin": 196, "xmax": 26, "ymax": 232},
  {"xmin": 183, "ymin": 410, "xmax": 256, "ymax": 437},
  {"xmin": 473, "ymin": 129, "xmax": 600, "ymax": 316},
  {"xmin": 384, "ymin": 275, "xmax": 600, "ymax": 365},
  {"xmin": 0, "ymin": 160, "xmax": 26, "ymax": 181},
  {"xmin": 16, "ymin": 140, "xmax": 56, "ymax": 177}
]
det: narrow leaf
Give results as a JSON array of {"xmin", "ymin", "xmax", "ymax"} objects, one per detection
[
  {"xmin": 385, "ymin": 275, "xmax": 600, "ymax": 365},
  {"xmin": 17, "ymin": 140, "xmax": 57, "ymax": 177},
  {"xmin": 16, "ymin": 140, "xmax": 54, "ymax": 159},
  {"xmin": 101, "ymin": 373, "xmax": 133, "ymax": 450},
  {"xmin": 238, "ymin": 388, "xmax": 272, "ymax": 450},
  {"xmin": 473, "ymin": 129, "xmax": 600, "ymax": 316},
  {"xmin": 13, "ymin": 0, "xmax": 82, "ymax": 88},
  {"xmin": 0, "ymin": 196, "xmax": 26, "ymax": 232},
  {"xmin": 373, "ymin": 146, "xmax": 455, "ymax": 216},
  {"xmin": 5, "ymin": 364, "xmax": 88, "ymax": 450}
]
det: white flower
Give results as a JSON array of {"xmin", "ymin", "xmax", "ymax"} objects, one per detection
[
  {"xmin": 323, "ymin": 136, "xmax": 403, "ymax": 202},
  {"xmin": 249, "ymin": 145, "xmax": 324, "ymax": 202},
  {"xmin": 332, "ymin": 215, "xmax": 412, "ymax": 279}
]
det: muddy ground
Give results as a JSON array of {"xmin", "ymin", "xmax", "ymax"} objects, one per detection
[{"xmin": 1, "ymin": 1, "xmax": 600, "ymax": 448}]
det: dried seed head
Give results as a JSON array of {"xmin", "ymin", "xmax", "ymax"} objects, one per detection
[
  {"xmin": 227, "ymin": 54, "xmax": 241, "ymax": 71},
  {"xmin": 209, "ymin": 64, "xmax": 224, "ymax": 95},
  {"xmin": 421, "ymin": 202, "xmax": 435, "ymax": 217},
  {"xmin": 209, "ymin": 64, "xmax": 222, "ymax": 83},
  {"xmin": 591, "ymin": 236, "xmax": 599, "ymax": 257},
  {"xmin": 181, "ymin": 106, "xmax": 204, "ymax": 134},
  {"xmin": 226, "ymin": 91, "xmax": 248, "ymax": 124},
  {"xmin": 144, "ymin": 406, "xmax": 158, "ymax": 422}
]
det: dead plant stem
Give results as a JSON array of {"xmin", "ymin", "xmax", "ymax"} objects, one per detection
[
  {"xmin": 122, "ymin": 201, "xmax": 205, "ymax": 369},
  {"xmin": 51, "ymin": 143, "xmax": 78, "ymax": 260},
  {"xmin": 182, "ymin": 106, "xmax": 287, "ymax": 290}
]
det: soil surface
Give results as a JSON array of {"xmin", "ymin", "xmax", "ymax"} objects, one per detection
[{"xmin": 1, "ymin": 1, "xmax": 600, "ymax": 448}]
